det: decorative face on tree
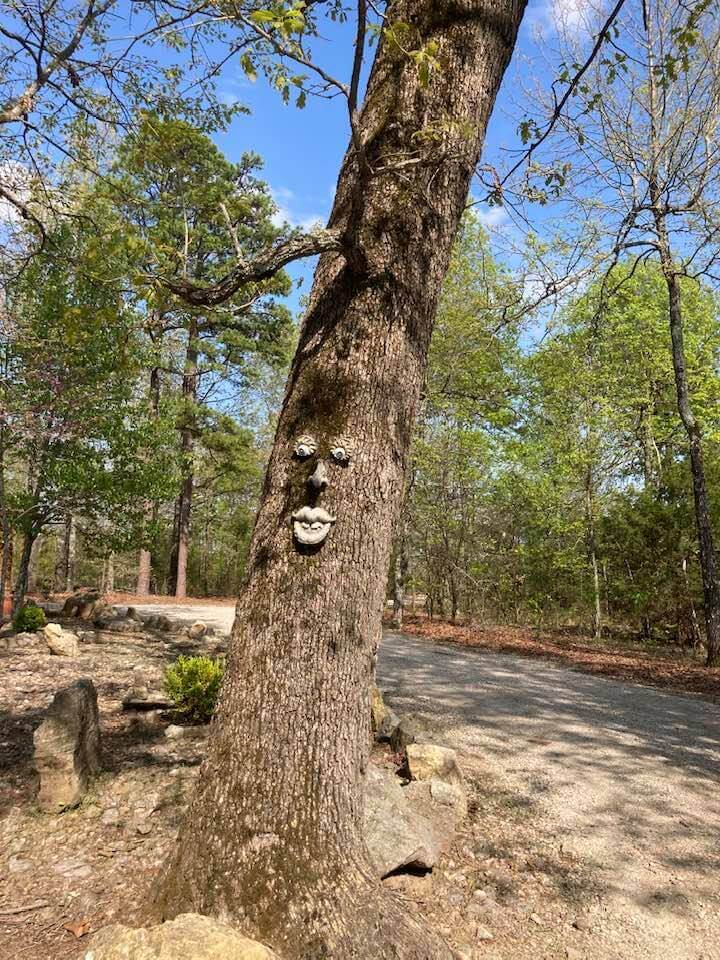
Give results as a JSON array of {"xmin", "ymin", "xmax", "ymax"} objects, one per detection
[{"xmin": 290, "ymin": 433, "xmax": 351, "ymax": 547}]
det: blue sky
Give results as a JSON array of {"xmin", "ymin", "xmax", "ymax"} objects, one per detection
[{"xmin": 208, "ymin": 0, "xmax": 592, "ymax": 312}]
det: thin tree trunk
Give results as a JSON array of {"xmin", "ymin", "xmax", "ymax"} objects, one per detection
[
  {"xmin": 151, "ymin": 2, "xmax": 526, "ymax": 955},
  {"xmin": 585, "ymin": 466, "xmax": 602, "ymax": 640},
  {"xmin": 0, "ymin": 424, "xmax": 11, "ymax": 617},
  {"xmin": 392, "ymin": 539, "xmax": 408, "ymax": 629},
  {"xmin": 0, "ymin": 525, "xmax": 11, "ymax": 618},
  {"xmin": 681, "ymin": 555, "xmax": 702, "ymax": 650},
  {"xmin": 392, "ymin": 507, "xmax": 409, "ymax": 629},
  {"xmin": 174, "ymin": 317, "xmax": 198, "ymax": 599},
  {"xmin": 26, "ymin": 535, "xmax": 42, "ymax": 595},
  {"xmin": 103, "ymin": 552, "xmax": 115, "ymax": 594},
  {"xmin": 136, "ymin": 548, "xmax": 152, "ymax": 596},
  {"xmin": 55, "ymin": 514, "xmax": 74, "ymax": 592},
  {"xmin": 137, "ymin": 353, "xmax": 162, "ymax": 595},
  {"xmin": 645, "ymin": 2, "xmax": 720, "ymax": 666},
  {"xmin": 639, "ymin": 401, "xmax": 656, "ymax": 488},
  {"xmin": 13, "ymin": 532, "xmax": 37, "ymax": 616},
  {"xmin": 662, "ymin": 268, "xmax": 719, "ymax": 665}
]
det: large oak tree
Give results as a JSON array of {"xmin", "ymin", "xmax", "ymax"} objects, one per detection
[{"xmin": 150, "ymin": 2, "xmax": 527, "ymax": 957}]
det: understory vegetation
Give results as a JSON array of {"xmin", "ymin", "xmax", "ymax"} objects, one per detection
[{"xmin": 399, "ymin": 219, "xmax": 720, "ymax": 649}]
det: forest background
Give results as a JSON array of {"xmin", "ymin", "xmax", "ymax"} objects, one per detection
[{"xmin": 2, "ymin": 0, "xmax": 719, "ymax": 658}]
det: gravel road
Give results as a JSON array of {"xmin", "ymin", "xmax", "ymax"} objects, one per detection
[
  {"xmin": 132, "ymin": 603, "xmax": 720, "ymax": 959},
  {"xmin": 380, "ymin": 630, "xmax": 720, "ymax": 960}
]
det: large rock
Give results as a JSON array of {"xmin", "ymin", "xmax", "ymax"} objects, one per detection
[
  {"xmin": 33, "ymin": 678, "xmax": 101, "ymax": 812},
  {"xmin": 406, "ymin": 743, "xmax": 463, "ymax": 787},
  {"xmin": 61, "ymin": 588, "xmax": 105, "ymax": 620},
  {"xmin": 363, "ymin": 764, "xmax": 441, "ymax": 878},
  {"xmin": 403, "ymin": 780, "xmax": 463, "ymax": 855},
  {"xmin": 188, "ymin": 620, "xmax": 207, "ymax": 640},
  {"xmin": 43, "ymin": 622, "xmax": 79, "ymax": 657},
  {"xmin": 390, "ymin": 715, "xmax": 432, "ymax": 754},
  {"xmin": 406, "ymin": 743, "xmax": 467, "ymax": 819},
  {"xmin": 84, "ymin": 913, "xmax": 279, "ymax": 959}
]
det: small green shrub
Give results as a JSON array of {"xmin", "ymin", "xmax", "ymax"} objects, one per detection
[
  {"xmin": 13, "ymin": 604, "xmax": 46, "ymax": 633},
  {"xmin": 164, "ymin": 655, "xmax": 225, "ymax": 723}
]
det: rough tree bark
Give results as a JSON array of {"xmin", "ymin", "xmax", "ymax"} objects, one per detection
[{"xmin": 151, "ymin": 2, "xmax": 526, "ymax": 956}]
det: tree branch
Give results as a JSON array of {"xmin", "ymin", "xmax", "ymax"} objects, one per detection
[
  {"xmin": 160, "ymin": 228, "xmax": 344, "ymax": 306},
  {"xmin": 483, "ymin": 0, "xmax": 630, "ymax": 200},
  {"xmin": 0, "ymin": 0, "xmax": 115, "ymax": 125}
]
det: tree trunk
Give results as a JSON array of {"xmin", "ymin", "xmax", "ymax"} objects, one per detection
[
  {"xmin": 137, "ymin": 547, "xmax": 152, "ymax": 596},
  {"xmin": 0, "ymin": 425, "xmax": 11, "ymax": 616},
  {"xmin": 0, "ymin": 526, "xmax": 12, "ymax": 618},
  {"xmin": 584, "ymin": 466, "xmax": 602, "ymax": 640},
  {"xmin": 26, "ymin": 535, "xmax": 43, "ymax": 595},
  {"xmin": 174, "ymin": 317, "xmax": 198, "ymax": 600},
  {"xmin": 650, "ymin": 206, "xmax": 720, "ymax": 664},
  {"xmin": 664, "ymin": 265, "xmax": 720, "ymax": 665},
  {"xmin": 13, "ymin": 532, "xmax": 37, "ymax": 616},
  {"xmin": 645, "ymin": 5, "xmax": 720, "ymax": 666},
  {"xmin": 151, "ymin": 3, "xmax": 526, "ymax": 956},
  {"xmin": 392, "ymin": 537, "xmax": 409, "ymax": 629},
  {"xmin": 174, "ymin": 474, "xmax": 193, "ymax": 599},
  {"xmin": 639, "ymin": 401, "xmax": 658, "ymax": 489},
  {"xmin": 137, "ymin": 354, "xmax": 163, "ymax": 596},
  {"xmin": 103, "ymin": 552, "xmax": 115, "ymax": 594},
  {"xmin": 55, "ymin": 514, "xmax": 76, "ymax": 592},
  {"xmin": 681, "ymin": 555, "xmax": 702, "ymax": 651}
]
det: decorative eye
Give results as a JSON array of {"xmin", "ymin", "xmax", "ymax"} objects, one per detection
[
  {"xmin": 331, "ymin": 446, "xmax": 349, "ymax": 464},
  {"xmin": 294, "ymin": 435, "xmax": 317, "ymax": 459}
]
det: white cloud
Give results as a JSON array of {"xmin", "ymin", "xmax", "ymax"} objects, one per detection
[
  {"xmin": 475, "ymin": 204, "xmax": 511, "ymax": 230},
  {"xmin": 270, "ymin": 185, "xmax": 327, "ymax": 232},
  {"xmin": 526, "ymin": 0, "xmax": 593, "ymax": 36},
  {"xmin": 554, "ymin": 0, "xmax": 589, "ymax": 29}
]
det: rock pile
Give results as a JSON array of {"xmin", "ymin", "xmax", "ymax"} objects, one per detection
[
  {"xmin": 61, "ymin": 588, "xmax": 109, "ymax": 621},
  {"xmin": 365, "ymin": 687, "xmax": 467, "ymax": 879}
]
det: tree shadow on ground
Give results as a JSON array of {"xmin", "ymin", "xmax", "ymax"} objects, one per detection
[{"xmin": 379, "ymin": 631, "xmax": 720, "ymax": 919}]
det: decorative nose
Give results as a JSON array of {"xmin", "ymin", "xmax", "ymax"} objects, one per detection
[{"xmin": 309, "ymin": 459, "xmax": 329, "ymax": 491}]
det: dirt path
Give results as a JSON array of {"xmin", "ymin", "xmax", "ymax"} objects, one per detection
[
  {"xmin": 125, "ymin": 603, "xmax": 720, "ymax": 957},
  {"xmin": 11, "ymin": 601, "xmax": 717, "ymax": 959},
  {"xmin": 379, "ymin": 630, "xmax": 720, "ymax": 960}
]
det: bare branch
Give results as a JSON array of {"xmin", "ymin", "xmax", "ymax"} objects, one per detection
[
  {"xmin": 0, "ymin": 0, "xmax": 115, "ymax": 125},
  {"xmin": 485, "ymin": 0, "xmax": 630, "ymax": 200},
  {"xmin": 348, "ymin": 0, "xmax": 368, "ymax": 159},
  {"xmin": 160, "ymin": 228, "xmax": 344, "ymax": 307}
]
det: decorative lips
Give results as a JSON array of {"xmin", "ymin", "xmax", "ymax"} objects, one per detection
[{"xmin": 291, "ymin": 505, "xmax": 336, "ymax": 545}]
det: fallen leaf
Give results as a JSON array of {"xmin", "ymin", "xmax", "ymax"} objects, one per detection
[{"xmin": 63, "ymin": 919, "xmax": 91, "ymax": 938}]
